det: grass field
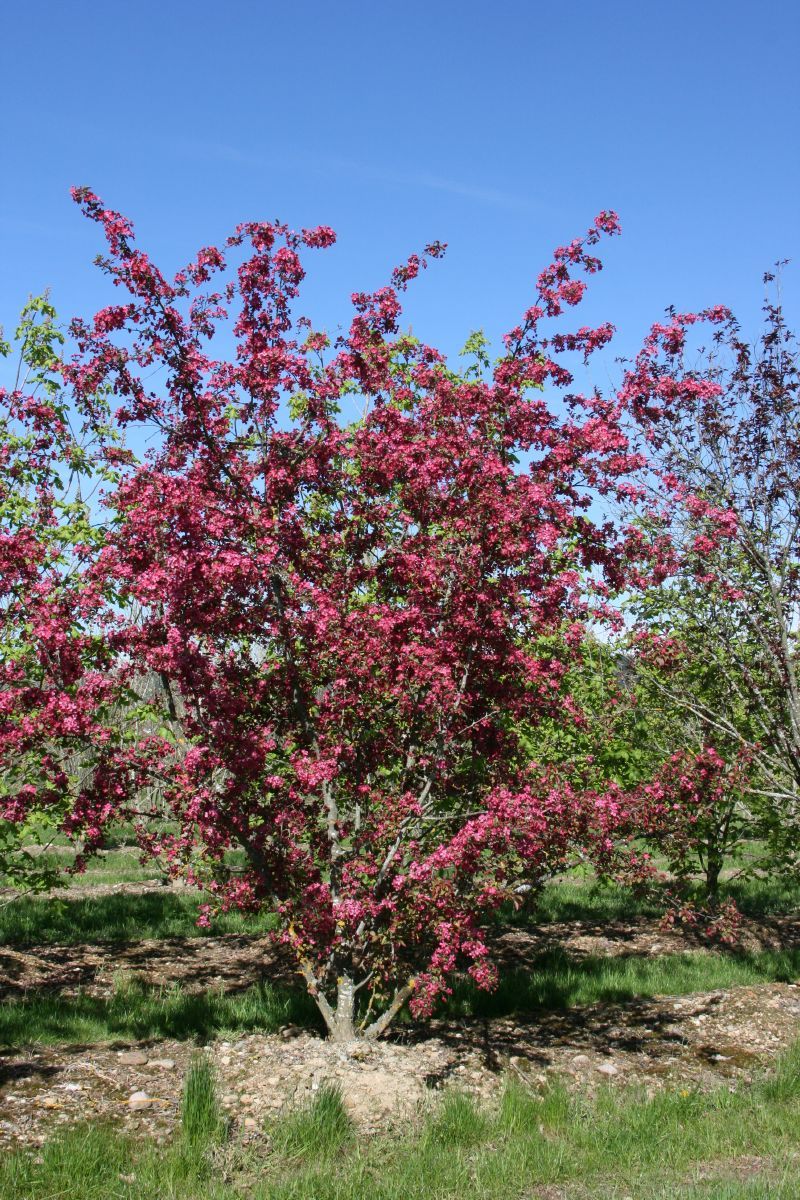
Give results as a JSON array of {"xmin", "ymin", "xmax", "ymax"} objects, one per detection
[{"xmin": 4, "ymin": 845, "xmax": 799, "ymax": 943}]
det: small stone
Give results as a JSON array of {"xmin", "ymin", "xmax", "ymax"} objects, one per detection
[
  {"xmin": 147, "ymin": 1059, "xmax": 176, "ymax": 1070},
  {"xmin": 243, "ymin": 1117, "xmax": 258, "ymax": 1130},
  {"xmin": 119, "ymin": 1051, "xmax": 149, "ymax": 1067},
  {"xmin": 61, "ymin": 1083, "xmax": 82, "ymax": 1092},
  {"xmin": 128, "ymin": 1091, "xmax": 153, "ymax": 1110},
  {"xmin": 571, "ymin": 1054, "xmax": 591, "ymax": 1068},
  {"xmin": 596, "ymin": 1062, "xmax": 618, "ymax": 1077}
]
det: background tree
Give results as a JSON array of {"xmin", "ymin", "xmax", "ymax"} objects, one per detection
[
  {"xmin": 515, "ymin": 628, "xmax": 753, "ymax": 908},
  {"xmin": 620, "ymin": 285, "xmax": 800, "ymax": 879},
  {"xmin": 0, "ymin": 297, "xmax": 120, "ymax": 893}
]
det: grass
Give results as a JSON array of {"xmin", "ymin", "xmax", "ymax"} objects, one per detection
[
  {"xmin": 442, "ymin": 946, "xmax": 800, "ymax": 1021},
  {"xmin": 530, "ymin": 875, "xmax": 666, "ymax": 923},
  {"xmin": 726, "ymin": 874, "xmax": 800, "ymax": 918},
  {"xmin": 2, "ymin": 945, "xmax": 798, "ymax": 1048},
  {"xmin": 58, "ymin": 848, "xmax": 163, "ymax": 887},
  {"xmin": 0, "ymin": 889, "xmax": 276, "ymax": 946},
  {"xmin": 1, "ymin": 835, "xmax": 251, "ymax": 899},
  {"xmin": 528, "ymin": 872, "xmax": 800, "ymax": 926},
  {"xmin": 424, "ymin": 1087, "xmax": 490, "ymax": 1148},
  {"xmin": 268, "ymin": 1081, "xmax": 354, "ymax": 1159},
  {"xmin": 3, "ymin": 866, "xmax": 797, "ymax": 952},
  {"xmin": 3, "ymin": 1045, "xmax": 800, "ymax": 1199},
  {"xmin": 0, "ymin": 973, "xmax": 323, "ymax": 1047},
  {"xmin": 181, "ymin": 1054, "xmax": 226, "ymax": 1147}
]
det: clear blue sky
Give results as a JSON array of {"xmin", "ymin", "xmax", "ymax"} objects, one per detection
[{"xmin": 2, "ymin": 0, "xmax": 798, "ymax": 374}]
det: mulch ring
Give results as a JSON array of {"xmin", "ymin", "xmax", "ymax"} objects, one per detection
[{"xmin": 1, "ymin": 981, "xmax": 800, "ymax": 1148}]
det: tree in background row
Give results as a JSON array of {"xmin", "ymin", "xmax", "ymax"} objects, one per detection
[
  {"xmin": 0, "ymin": 296, "xmax": 118, "ymax": 893},
  {"xmin": 509, "ymin": 285, "xmax": 800, "ymax": 911},
  {"xmin": 622, "ymin": 286, "xmax": 800, "ymax": 887}
]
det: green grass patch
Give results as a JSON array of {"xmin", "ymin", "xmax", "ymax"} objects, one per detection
[
  {"xmin": 0, "ymin": 890, "xmax": 276, "ymax": 946},
  {"xmin": 181, "ymin": 1054, "xmax": 227, "ymax": 1147},
  {"xmin": 63, "ymin": 848, "xmax": 163, "ymax": 886},
  {"xmin": 4, "ymin": 870, "xmax": 796, "ymax": 954},
  {"xmin": 531, "ymin": 875, "xmax": 666, "ymax": 923},
  {"xmin": 529, "ymin": 872, "xmax": 800, "ymax": 927},
  {"xmin": 725, "ymin": 874, "xmax": 800, "ymax": 918},
  {"xmin": 2, "ymin": 839, "xmax": 250, "ymax": 892},
  {"xmin": 3, "ymin": 946, "xmax": 798, "ymax": 1049},
  {"xmin": 3, "ymin": 854, "xmax": 797, "ymax": 955},
  {"xmin": 441, "ymin": 946, "xmax": 800, "ymax": 1021},
  {"xmin": 268, "ymin": 1081, "xmax": 354, "ymax": 1159},
  {"xmin": 3, "ymin": 1045, "xmax": 800, "ymax": 1199},
  {"xmin": 0, "ymin": 973, "xmax": 323, "ymax": 1047}
]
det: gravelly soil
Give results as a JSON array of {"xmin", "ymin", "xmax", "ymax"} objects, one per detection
[{"xmin": 1, "ymin": 982, "xmax": 800, "ymax": 1148}]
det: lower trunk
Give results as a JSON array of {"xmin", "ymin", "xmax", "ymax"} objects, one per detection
[
  {"xmin": 325, "ymin": 975, "xmax": 358, "ymax": 1042},
  {"xmin": 305, "ymin": 969, "xmax": 416, "ymax": 1042},
  {"xmin": 705, "ymin": 851, "xmax": 723, "ymax": 901}
]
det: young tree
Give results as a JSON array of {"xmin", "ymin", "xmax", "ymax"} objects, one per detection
[
  {"xmin": 2, "ymin": 191, "xmax": 645, "ymax": 1038},
  {"xmin": 516, "ymin": 628, "xmax": 753, "ymax": 906}
]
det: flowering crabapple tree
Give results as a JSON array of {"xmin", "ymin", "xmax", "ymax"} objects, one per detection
[
  {"xmin": 2, "ymin": 190, "xmax": 647, "ymax": 1039},
  {"xmin": 621, "ymin": 284, "xmax": 800, "ymax": 877}
]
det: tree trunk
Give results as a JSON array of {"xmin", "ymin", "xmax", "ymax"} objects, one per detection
[
  {"xmin": 705, "ymin": 849, "xmax": 723, "ymax": 901},
  {"xmin": 325, "ymin": 975, "xmax": 358, "ymax": 1042},
  {"xmin": 303, "ymin": 967, "xmax": 416, "ymax": 1042}
]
